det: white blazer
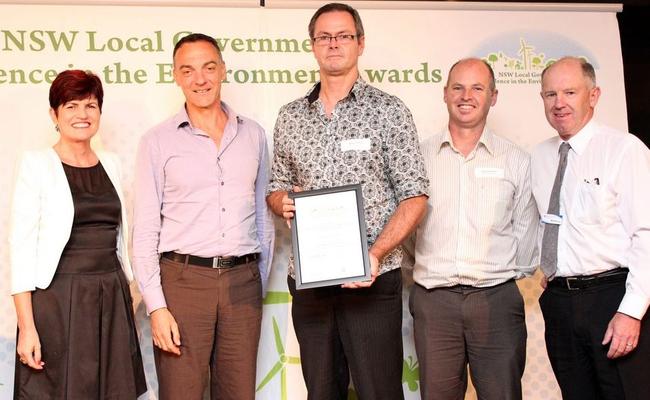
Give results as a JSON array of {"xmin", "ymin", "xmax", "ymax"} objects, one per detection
[{"xmin": 9, "ymin": 148, "xmax": 133, "ymax": 295}]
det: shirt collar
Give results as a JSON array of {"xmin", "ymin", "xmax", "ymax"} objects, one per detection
[
  {"xmin": 438, "ymin": 127, "xmax": 495, "ymax": 156},
  {"xmin": 306, "ymin": 76, "xmax": 366, "ymax": 105},
  {"xmin": 172, "ymin": 106, "xmax": 191, "ymax": 129},
  {"xmin": 173, "ymin": 102, "xmax": 241, "ymax": 135},
  {"xmin": 560, "ymin": 118, "xmax": 596, "ymax": 156}
]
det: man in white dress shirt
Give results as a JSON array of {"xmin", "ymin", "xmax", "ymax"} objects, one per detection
[
  {"xmin": 408, "ymin": 58, "xmax": 538, "ymax": 400},
  {"xmin": 532, "ymin": 56, "xmax": 650, "ymax": 400}
]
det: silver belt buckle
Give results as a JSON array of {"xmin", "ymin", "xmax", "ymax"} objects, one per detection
[
  {"xmin": 212, "ymin": 256, "xmax": 234, "ymax": 268},
  {"xmin": 565, "ymin": 277, "xmax": 579, "ymax": 290}
]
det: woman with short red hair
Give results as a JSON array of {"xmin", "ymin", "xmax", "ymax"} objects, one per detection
[{"xmin": 9, "ymin": 70, "xmax": 146, "ymax": 399}]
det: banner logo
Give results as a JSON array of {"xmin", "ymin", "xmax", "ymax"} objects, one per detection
[{"xmin": 475, "ymin": 32, "xmax": 597, "ymax": 86}]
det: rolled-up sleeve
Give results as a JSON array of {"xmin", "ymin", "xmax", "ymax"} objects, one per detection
[
  {"xmin": 384, "ymin": 99, "xmax": 429, "ymax": 202},
  {"xmin": 267, "ymin": 105, "xmax": 295, "ymax": 194}
]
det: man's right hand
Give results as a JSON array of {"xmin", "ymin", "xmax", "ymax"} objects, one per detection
[
  {"xmin": 150, "ymin": 307, "xmax": 181, "ymax": 355},
  {"xmin": 281, "ymin": 186, "xmax": 303, "ymax": 228},
  {"xmin": 267, "ymin": 186, "xmax": 303, "ymax": 228}
]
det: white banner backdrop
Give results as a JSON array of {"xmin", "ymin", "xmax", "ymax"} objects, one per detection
[{"xmin": 0, "ymin": 2, "xmax": 626, "ymax": 399}]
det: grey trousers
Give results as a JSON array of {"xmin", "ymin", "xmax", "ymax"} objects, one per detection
[{"xmin": 410, "ymin": 280, "xmax": 527, "ymax": 400}]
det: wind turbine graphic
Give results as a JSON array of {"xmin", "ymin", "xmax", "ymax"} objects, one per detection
[
  {"xmin": 256, "ymin": 316, "xmax": 301, "ymax": 400},
  {"xmin": 519, "ymin": 38, "xmax": 534, "ymax": 69}
]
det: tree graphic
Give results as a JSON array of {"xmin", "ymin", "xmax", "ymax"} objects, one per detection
[{"xmin": 256, "ymin": 317, "xmax": 301, "ymax": 400}]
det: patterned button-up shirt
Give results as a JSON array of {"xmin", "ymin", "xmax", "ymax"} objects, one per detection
[{"xmin": 268, "ymin": 78, "xmax": 429, "ymax": 276}]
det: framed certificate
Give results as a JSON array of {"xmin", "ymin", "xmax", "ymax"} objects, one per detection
[{"xmin": 289, "ymin": 184, "xmax": 371, "ymax": 289}]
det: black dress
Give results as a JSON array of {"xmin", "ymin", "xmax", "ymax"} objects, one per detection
[{"xmin": 14, "ymin": 162, "xmax": 147, "ymax": 399}]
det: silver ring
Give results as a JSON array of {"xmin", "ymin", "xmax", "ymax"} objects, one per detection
[{"xmin": 626, "ymin": 343, "xmax": 633, "ymax": 347}]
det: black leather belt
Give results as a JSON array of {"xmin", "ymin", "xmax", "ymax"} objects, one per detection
[
  {"xmin": 548, "ymin": 268, "xmax": 628, "ymax": 291},
  {"xmin": 161, "ymin": 251, "xmax": 259, "ymax": 269}
]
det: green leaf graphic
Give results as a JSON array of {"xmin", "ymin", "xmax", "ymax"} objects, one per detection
[
  {"xmin": 263, "ymin": 291, "xmax": 292, "ymax": 305},
  {"xmin": 402, "ymin": 356, "xmax": 420, "ymax": 392}
]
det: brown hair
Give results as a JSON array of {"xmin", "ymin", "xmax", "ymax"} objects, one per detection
[{"xmin": 308, "ymin": 3, "xmax": 364, "ymax": 40}]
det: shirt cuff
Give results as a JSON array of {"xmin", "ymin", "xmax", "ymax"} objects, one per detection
[
  {"xmin": 142, "ymin": 286, "xmax": 167, "ymax": 315},
  {"xmin": 266, "ymin": 182, "xmax": 292, "ymax": 196},
  {"xmin": 396, "ymin": 188, "xmax": 429, "ymax": 204},
  {"xmin": 617, "ymin": 292, "xmax": 649, "ymax": 320},
  {"xmin": 516, "ymin": 263, "xmax": 538, "ymax": 278}
]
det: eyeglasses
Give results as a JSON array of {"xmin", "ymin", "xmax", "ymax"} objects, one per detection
[{"xmin": 312, "ymin": 34, "xmax": 358, "ymax": 46}]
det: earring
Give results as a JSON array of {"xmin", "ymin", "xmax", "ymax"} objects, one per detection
[{"xmin": 55, "ymin": 125, "xmax": 59, "ymax": 132}]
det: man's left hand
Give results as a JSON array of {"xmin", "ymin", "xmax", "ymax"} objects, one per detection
[
  {"xmin": 341, "ymin": 252, "xmax": 379, "ymax": 289},
  {"xmin": 602, "ymin": 312, "xmax": 641, "ymax": 359}
]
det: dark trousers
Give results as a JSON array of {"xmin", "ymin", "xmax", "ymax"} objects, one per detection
[
  {"xmin": 288, "ymin": 269, "xmax": 404, "ymax": 400},
  {"xmin": 410, "ymin": 280, "xmax": 527, "ymax": 400},
  {"xmin": 154, "ymin": 257, "xmax": 262, "ymax": 400},
  {"xmin": 540, "ymin": 278, "xmax": 650, "ymax": 400}
]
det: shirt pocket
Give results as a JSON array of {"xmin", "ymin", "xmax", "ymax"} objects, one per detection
[
  {"xmin": 574, "ymin": 181, "xmax": 603, "ymax": 225},
  {"xmin": 478, "ymin": 178, "xmax": 515, "ymax": 231}
]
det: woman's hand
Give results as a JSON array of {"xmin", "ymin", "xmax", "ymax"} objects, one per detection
[
  {"xmin": 17, "ymin": 326, "xmax": 44, "ymax": 370},
  {"xmin": 13, "ymin": 291, "xmax": 44, "ymax": 369}
]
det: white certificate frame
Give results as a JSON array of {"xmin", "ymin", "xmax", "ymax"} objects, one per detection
[{"xmin": 289, "ymin": 184, "xmax": 371, "ymax": 289}]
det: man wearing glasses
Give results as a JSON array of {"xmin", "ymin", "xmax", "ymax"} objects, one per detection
[
  {"xmin": 132, "ymin": 33, "xmax": 274, "ymax": 399},
  {"xmin": 267, "ymin": 3, "xmax": 429, "ymax": 399}
]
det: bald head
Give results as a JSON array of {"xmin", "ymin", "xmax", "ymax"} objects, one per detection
[
  {"xmin": 541, "ymin": 56, "xmax": 596, "ymax": 88},
  {"xmin": 446, "ymin": 58, "xmax": 496, "ymax": 92}
]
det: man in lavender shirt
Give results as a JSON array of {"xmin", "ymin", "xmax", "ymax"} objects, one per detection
[{"xmin": 132, "ymin": 33, "xmax": 274, "ymax": 400}]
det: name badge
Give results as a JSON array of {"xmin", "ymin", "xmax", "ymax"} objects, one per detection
[
  {"xmin": 541, "ymin": 213, "xmax": 563, "ymax": 225},
  {"xmin": 474, "ymin": 167, "xmax": 504, "ymax": 179},
  {"xmin": 340, "ymin": 138, "xmax": 371, "ymax": 152}
]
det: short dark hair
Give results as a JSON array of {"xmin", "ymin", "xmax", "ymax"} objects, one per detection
[
  {"xmin": 173, "ymin": 33, "xmax": 223, "ymax": 62},
  {"xmin": 541, "ymin": 56, "xmax": 596, "ymax": 87},
  {"xmin": 49, "ymin": 70, "xmax": 104, "ymax": 115},
  {"xmin": 446, "ymin": 58, "xmax": 496, "ymax": 91},
  {"xmin": 308, "ymin": 3, "xmax": 364, "ymax": 40}
]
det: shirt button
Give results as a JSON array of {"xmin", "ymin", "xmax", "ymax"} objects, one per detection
[
  {"xmin": 221, "ymin": 208, "xmax": 226, "ymax": 212},
  {"xmin": 222, "ymin": 233, "xmax": 225, "ymax": 238},
  {"xmin": 221, "ymin": 181, "xmax": 224, "ymax": 186}
]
